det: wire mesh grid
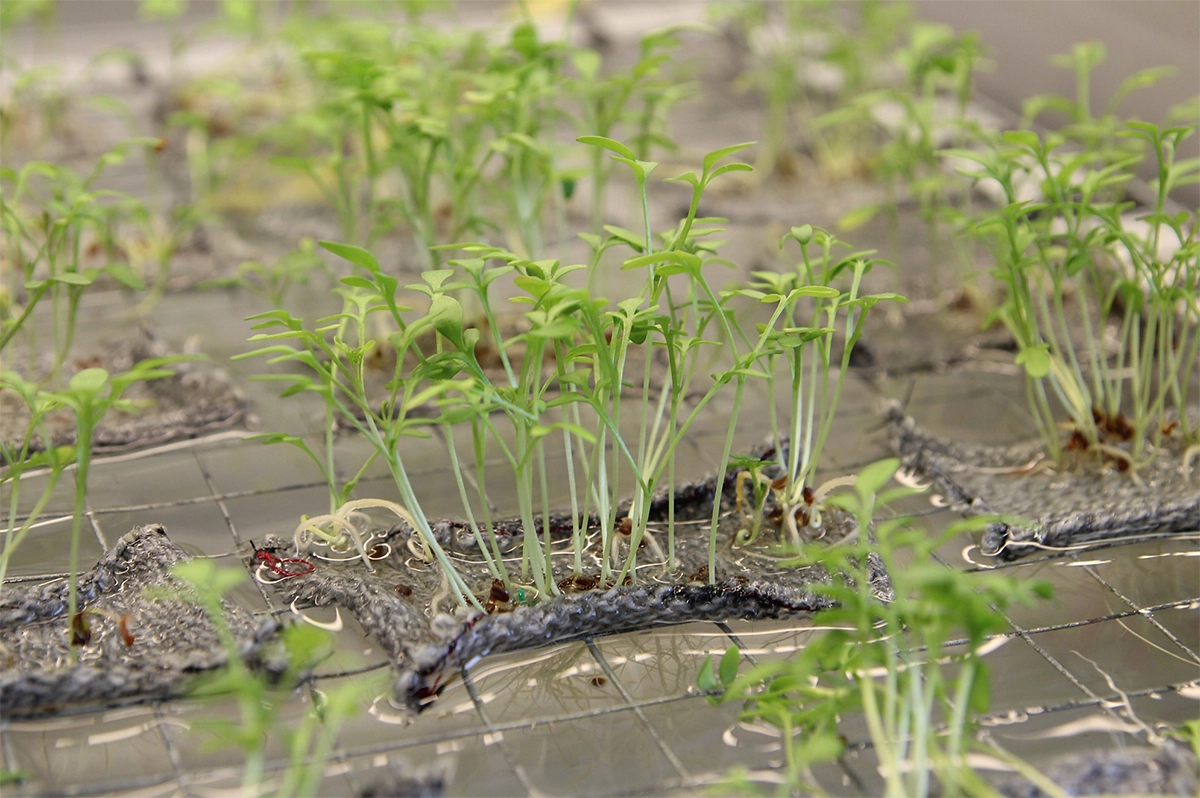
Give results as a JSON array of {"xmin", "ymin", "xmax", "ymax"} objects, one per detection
[{"xmin": 2, "ymin": 361, "xmax": 1197, "ymax": 797}]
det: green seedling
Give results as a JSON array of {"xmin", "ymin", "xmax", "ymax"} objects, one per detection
[
  {"xmin": 840, "ymin": 23, "xmax": 988, "ymax": 285},
  {"xmin": 704, "ymin": 458, "xmax": 1054, "ymax": 796},
  {"xmin": 166, "ymin": 75, "xmax": 256, "ymax": 223},
  {"xmin": 164, "ymin": 558, "xmax": 363, "ymax": 797},
  {"xmin": 198, "ymin": 238, "xmax": 328, "ymax": 309},
  {"xmin": 1023, "ymin": 41, "xmax": 1177, "ymax": 169},
  {"xmin": 571, "ymin": 25, "xmax": 693, "ymax": 230},
  {"xmin": 1, "ymin": 142, "xmax": 155, "ymax": 383},
  {"xmin": 718, "ymin": 0, "xmax": 912, "ymax": 180},
  {"xmin": 264, "ymin": 16, "xmax": 572, "ymax": 263},
  {"xmin": 44, "ymin": 358, "xmax": 190, "ymax": 656},
  {"xmin": 248, "ymin": 133, "xmax": 908, "ymax": 606},
  {"xmin": 727, "ymin": 224, "xmax": 903, "ymax": 552},
  {"xmin": 577, "ymin": 138, "xmax": 760, "ymax": 583},
  {"xmin": 236, "ymin": 241, "xmax": 499, "ymax": 611},
  {"xmin": 0, "ymin": 372, "xmax": 70, "ymax": 587},
  {"xmin": 729, "ymin": 455, "xmax": 774, "ymax": 546},
  {"xmin": 947, "ymin": 122, "xmax": 1198, "ymax": 472}
]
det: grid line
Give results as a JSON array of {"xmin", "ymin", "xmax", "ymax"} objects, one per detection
[
  {"xmin": 193, "ymin": 450, "xmax": 278, "ymax": 611},
  {"xmin": 151, "ymin": 704, "xmax": 188, "ymax": 795},
  {"xmin": 586, "ymin": 638, "xmax": 691, "ymax": 782},
  {"xmin": 1082, "ymin": 564, "xmax": 1200, "ymax": 664},
  {"xmin": 461, "ymin": 666, "xmax": 537, "ymax": 794}
]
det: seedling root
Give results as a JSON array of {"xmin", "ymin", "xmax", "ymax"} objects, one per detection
[
  {"xmin": 293, "ymin": 499, "xmax": 426, "ymax": 572},
  {"xmin": 1182, "ymin": 444, "xmax": 1200, "ymax": 480}
]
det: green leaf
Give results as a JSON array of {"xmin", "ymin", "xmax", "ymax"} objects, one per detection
[
  {"xmin": 664, "ymin": 170, "xmax": 700, "ymax": 188},
  {"xmin": 718, "ymin": 645, "xmax": 740, "ymax": 686},
  {"xmin": 68, "ymin": 368, "xmax": 109, "ymax": 395},
  {"xmin": 603, "ymin": 225, "xmax": 647, "ymax": 253},
  {"xmin": 50, "ymin": 272, "xmax": 94, "ymax": 286},
  {"xmin": 621, "ymin": 250, "xmax": 701, "ymax": 275},
  {"xmin": 702, "ymin": 142, "xmax": 756, "ymax": 174},
  {"xmin": 1114, "ymin": 279, "xmax": 1144, "ymax": 313},
  {"xmin": 172, "ymin": 559, "xmax": 245, "ymax": 597},
  {"xmin": 855, "ymin": 458, "xmax": 900, "ymax": 502},
  {"xmin": 795, "ymin": 731, "xmax": 845, "ymax": 765},
  {"xmin": 510, "ymin": 21, "xmax": 540, "ymax": 59},
  {"xmin": 708, "ymin": 162, "xmax": 753, "ymax": 182},
  {"xmin": 855, "ymin": 291, "xmax": 907, "ymax": 306},
  {"xmin": 838, "ymin": 203, "xmax": 882, "ymax": 232},
  {"xmin": 611, "ymin": 156, "xmax": 658, "ymax": 182},
  {"xmin": 790, "ymin": 285, "xmax": 841, "ymax": 300},
  {"xmin": 246, "ymin": 432, "xmax": 307, "ymax": 448},
  {"xmin": 576, "ymin": 135, "xmax": 636, "ymax": 160},
  {"xmin": 339, "ymin": 276, "xmax": 377, "ymax": 290},
  {"xmin": 319, "ymin": 240, "xmax": 380, "ymax": 273},
  {"xmin": 1014, "ymin": 344, "xmax": 1051, "ymax": 379},
  {"xmin": 531, "ymin": 422, "xmax": 596, "ymax": 443},
  {"xmin": 571, "ymin": 49, "xmax": 601, "ymax": 81},
  {"xmin": 428, "ymin": 295, "xmax": 466, "ymax": 349},
  {"xmin": 790, "ymin": 225, "xmax": 813, "ymax": 245},
  {"xmin": 697, "ymin": 655, "xmax": 721, "ymax": 693},
  {"xmin": 999, "ymin": 130, "xmax": 1041, "ymax": 150},
  {"xmin": 281, "ymin": 623, "xmax": 334, "ymax": 676},
  {"xmin": 102, "ymin": 263, "xmax": 146, "ymax": 291}
]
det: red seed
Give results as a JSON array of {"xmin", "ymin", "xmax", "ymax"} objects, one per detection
[{"xmin": 118, "ymin": 613, "xmax": 135, "ymax": 647}]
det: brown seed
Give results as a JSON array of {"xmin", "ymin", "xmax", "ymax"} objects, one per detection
[
  {"xmin": 947, "ymin": 290, "xmax": 974, "ymax": 311},
  {"xmin": 590, "ymin": 676, "xmax": 608, "ymax": 687},
  {"xmin": 489, "ymin": 579, "xmax": 510, "ymax": 604},
  {"xmin": 394, "ymin": 584, "xmax": 413, "ymax": 597},
  {"xmin": 71, "ymin": 612, "xmax": 92, "ymax": 647},
  {"xmin": 771, "ymin": 475, "xmax": 789, "ymax": 491},
  {"xmin": 1110, "ymin": 414, "xmax": 1134, "ymax": 441},
  {"xmin": 369, "ymin": 543, "xmax": 388, "ymax": 559},
  {"xmin": 794, "ymin": 507, "xmax": 810, "ymax": 528},
  {"xmin": 557, "ymin": 574, "xmax": 599, "ymax": 593},
  {"xmin": 687, "ymin": 565, "xmax": 710, "ymax": 583},
  {"xmin": 801, "ymin": 486, "xmax": 814, "ymax": 505},
  {"xmin": 618, "ymin": 517, "xmax": 632, "ymax": 536}
]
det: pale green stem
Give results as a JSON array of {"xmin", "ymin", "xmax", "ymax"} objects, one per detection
[
  {"xmin": 444, "ymin": 423, "xmax": 503, "ymax": 581},
  {"xmin": 67, "ymin": 409, "xmax": 93, "ymax": 663}
]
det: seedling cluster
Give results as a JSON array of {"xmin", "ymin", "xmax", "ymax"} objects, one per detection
[
  {"xmin": 239, "ymin": 135, "xmax": 898, "ymax": 611},
  {"xmin": 950, "ymin": 120, "xmax": 1199, "ymax": 475}
]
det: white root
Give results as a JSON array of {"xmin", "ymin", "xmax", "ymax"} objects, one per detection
[
  {"xmin": 1182, "ymin": 443, "xmax": 1200, "ymax": 479},
  {"xmin": 812, "ymin": 475, "xmax": 858, "ymax": 504},
  {"xmin": 293, "ymin": 497, "xmax": 430, "ymax": 571},
  {"xmin": 777, "ymin": 474, "xmax": 860, "ymax": 550}
]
